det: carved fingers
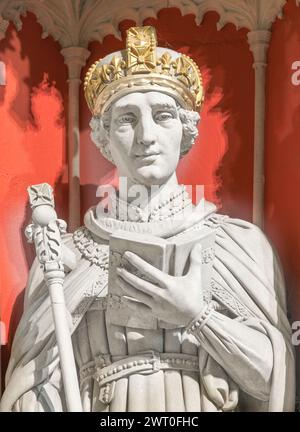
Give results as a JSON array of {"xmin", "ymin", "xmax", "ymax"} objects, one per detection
[
  {"xmin": 116, "ymin": 250, "xmax": 168, "ymax": 307},
  {"xmin": 122, "ymin": 251, "xmax": 170, "ymax": 286},
  {"xmin": 115, "ymin": 275, "xmax": 154, "ymax": 308},
  {"xmin": 116, "ymin": 249, "xmax": 205, "ymax": 326}
]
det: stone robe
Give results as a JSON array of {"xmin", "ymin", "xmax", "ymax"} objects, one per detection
[{"xmin": 0, "ymin": 201, "xmax": 295, "ymax": 412}]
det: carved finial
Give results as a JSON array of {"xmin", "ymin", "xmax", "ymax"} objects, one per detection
[
  {"xmin": 27, "ymin": 183, "xmax": 54, "ymax": 209},
  {"xmin": 27, "ymin": 183, "xmax": 58, "ymax": 227}
]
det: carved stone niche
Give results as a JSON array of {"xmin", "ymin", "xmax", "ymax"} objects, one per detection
[{"xmin": 0, "ymin": 0, "xmax": 288, "ymax": 230}]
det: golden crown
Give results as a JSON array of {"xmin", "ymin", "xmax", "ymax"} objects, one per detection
[{"xmin": 84, "ymin": 26, "xmax": 204, "ymax": 116}]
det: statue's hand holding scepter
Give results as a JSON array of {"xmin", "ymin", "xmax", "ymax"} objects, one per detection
[{"xmin": 25, "ymin": 183, "xmax": 82, "ymax": 412}]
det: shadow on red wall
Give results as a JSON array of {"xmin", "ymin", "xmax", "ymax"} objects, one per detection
[{"xmin": 0, "ymin": 13, "xmax": 68, "ymax": 392}]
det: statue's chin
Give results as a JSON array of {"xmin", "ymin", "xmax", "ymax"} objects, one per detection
[{"xmin": 134, "ymin": 166, "xmax": 172, "ymax": 187}]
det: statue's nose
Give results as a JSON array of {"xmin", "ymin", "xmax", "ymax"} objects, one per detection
[{"xmin": 136, "ymin": 117, "xmax": 156, "ymax": 146}]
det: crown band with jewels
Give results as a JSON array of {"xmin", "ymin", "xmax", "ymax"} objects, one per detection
[{"xmin": 84, "ymin": 26, "xmax": 204, "ymax": 116}]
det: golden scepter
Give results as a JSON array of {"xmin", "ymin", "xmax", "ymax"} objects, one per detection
[{"xmin": 25, "ymin": 183, "xmax": 82, "ymax": 412}]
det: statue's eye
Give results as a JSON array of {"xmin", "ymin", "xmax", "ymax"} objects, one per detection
[
  {"xmin": 117, "ymin": 113, "xmax": 136, "ymax": 125},
  {"xmin": 154, "ymin": 111, "xmax": 174, "ymax": 122}
]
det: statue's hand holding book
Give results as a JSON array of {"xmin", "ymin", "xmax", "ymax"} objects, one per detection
[{"xmin": 107, "ymin": 227, "xmax": 216, "ymax": 329}]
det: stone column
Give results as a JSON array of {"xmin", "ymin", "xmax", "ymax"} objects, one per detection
[
  {"xmin": 61, "ymin": 46, "xmax": 90, "ymax": 232},
  {"xmin": 247, "ymin": 30, "xmax": 271, "ymax": 229}
]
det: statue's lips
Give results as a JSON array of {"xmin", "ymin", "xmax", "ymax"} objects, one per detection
[{"xmin": 134, "ymin": 153, "xmax": 160, "ymax": 165}]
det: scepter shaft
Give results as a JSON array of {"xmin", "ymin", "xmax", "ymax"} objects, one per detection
[
  {"xmin": 47, "ymin": 276, "xmax": 82, "ymax": 412},
  {"xmin": 26, "ymin": 183, "xmax": 82, "ymax": 412}
]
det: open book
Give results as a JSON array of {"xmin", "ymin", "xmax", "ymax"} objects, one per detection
[{"xmin": 106, "ymin": 226, "xmax": 216, "ymax": 329}]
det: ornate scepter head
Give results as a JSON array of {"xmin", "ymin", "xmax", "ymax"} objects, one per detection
[
  {"xmin": 27, "ymin": 183, "xmax": 57, "ymax": 227},
  {"xmin": 25, "ymin": 183, "xmax": 67, "ymax": 247}
]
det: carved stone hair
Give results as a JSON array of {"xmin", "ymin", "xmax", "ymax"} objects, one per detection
[{"xmin": 89, "ymin": 103, "xmax": 200, "ymax": 164}]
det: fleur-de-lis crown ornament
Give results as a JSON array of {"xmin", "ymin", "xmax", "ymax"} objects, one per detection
[{"xmin": 84, "ymin": 26, "xmax": 204, "ymax": 116}]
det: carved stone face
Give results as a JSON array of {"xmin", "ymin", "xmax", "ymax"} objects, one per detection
[{"xmin": 108, "ymin": 91, "xmax": 183, "ymax": 186}]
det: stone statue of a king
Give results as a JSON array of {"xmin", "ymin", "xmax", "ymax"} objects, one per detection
[{"xmin": 0, "ymin": 26, "xmax": 296, "ymax": 412}]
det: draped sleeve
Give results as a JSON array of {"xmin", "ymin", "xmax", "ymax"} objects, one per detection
[{"xmin": 200, "ymin": 214, "xmax": 296, "ymax": 411}]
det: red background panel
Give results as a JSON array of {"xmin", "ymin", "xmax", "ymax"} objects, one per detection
[
  {"xmin": 264, "ymin": 0, "xmax": 300, "ymax": 391},
  {"xmin": 0, "ymin": 13, "xmax": 68, "ymax": 388}
]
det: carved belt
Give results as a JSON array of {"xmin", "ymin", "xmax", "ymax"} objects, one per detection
[{"xmin": 79, "ymin": 350, "xmax": 199, "ymax": 405}]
